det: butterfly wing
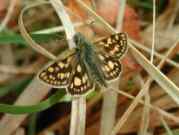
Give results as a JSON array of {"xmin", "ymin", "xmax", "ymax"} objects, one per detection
[
  {"xmin": 95, "ymin": 33, "xmax": 127, "ymax": 58},
  {"xmin": 38, "ymin": 55, "xmax": 74, "ymax": 88},
  {"xmin": 67, "ymin": 57, "xmax": 94, "ymax": 95},
  {"xmin": 97, "ymin": 52, "xmax": 122, "ymax": 81}
]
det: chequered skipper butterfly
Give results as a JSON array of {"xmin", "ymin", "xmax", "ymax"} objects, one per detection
[{"xmin": 38, "ymin": 33, "xmax": 127, "ymax": 96}]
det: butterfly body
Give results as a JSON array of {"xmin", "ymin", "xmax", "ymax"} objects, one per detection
[
  {"xmin": 38, "ymin": 32, "xmax": 127, "ymax": 96},
  {"xmin": 74, "ymin": 33, "xmax": 107, "ymax": 87}
]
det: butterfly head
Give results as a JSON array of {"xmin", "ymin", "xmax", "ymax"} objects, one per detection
[{"xmin": 73, "ymin": 32, "xmax": 85, "ymax": 49}]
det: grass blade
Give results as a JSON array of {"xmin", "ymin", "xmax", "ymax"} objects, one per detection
[
  {"xmin": 0, "ymin": 90, "xmax": 65, "ymax": 114},
  {"xmin": 129, "ymin": 41, "xmax": 179, "ymax": 104},
  {"xmin": 160, "ymin": 116, "xmax": 174, "ymax": 135}
]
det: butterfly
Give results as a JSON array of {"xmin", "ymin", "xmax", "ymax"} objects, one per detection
[{"xmin": 38, "ymin": 32, "xmax": 127, "ymax": 96}]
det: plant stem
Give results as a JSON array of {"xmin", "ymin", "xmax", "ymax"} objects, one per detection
[
  {"xmin": 100, "ymin": 87, "xmax": 118, "ymax": 135},
  {"xmin": 70, "ymin": 98, "xmax": 79, "ymax": 135},
  {"xmin": 77, "ymin": 97, "xmax": 86, "ymax": 135},
  {"xmin": 70, "ymin": 97, "xmax": 86, "ymax": 135},
  {"xmin": 160, "ymin": 116, "xmax": 174, "ymax": 135}
]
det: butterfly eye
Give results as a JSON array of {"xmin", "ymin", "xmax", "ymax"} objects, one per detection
[{"xmin": 73, "ymin": 32, "xmax": 84, "ymax": 46}]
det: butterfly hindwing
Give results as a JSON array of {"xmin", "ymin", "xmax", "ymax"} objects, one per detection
[
  {"xmin": 68, "ymin": 58, "xmax": 94, "ymax": 95},
  {"xmin": 95, "ymin": 33, "xmax": 127, "ymax": 58},
  {"xmin": 38, "ymin": 55, "xmax": 74, "ymax": 87},
  {"xmin": 98, "ymin": 52, "xmax": 122, "ymax": 81}
]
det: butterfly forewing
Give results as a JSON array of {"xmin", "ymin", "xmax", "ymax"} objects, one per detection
[
  {"xmin": 38, "ymin": 55, "xmax": 74, "ymax": 87},
  {"xmin": 68, "ymin": 59, "xmax": 94, "ymax": 95},
  {"xmin": 98, "ymin": 53, "xmax": 122, "ymax": 81},
  {"xmin": 95, "ymin": 33, "xmax": 127, "ymax": 58}
]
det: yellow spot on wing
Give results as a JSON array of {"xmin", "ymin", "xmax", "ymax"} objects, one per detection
[
  {"xmin": 99, "ymin": 42, "xmax": 105, "ymax": 46},
  {"xmin": 48, "ymin": 67, "xmax": 54, "ymax": 73},
  {"xmin": 108, "ymin": 61, "xmax": 114, "ymax": 69},
  {"xmin": 115, "ymin": 35, "xmax": 119, "ymax": 40},
  {"xmin": 57, "ymin": 73, "xmax": 65, "ymax": 79},
  {"xmin": 82, "ymin": 76, "xmax": 87, "ymax": 83},
  {"xmin": 49, "ymin": 75, "xmax": 55, "ymax": 80},
  {"xmin": 107, "ymin": 38, "xmax": 112, "ymax": 44},
  {"xmin": 61, "ymin": 73, "xmax": 65, "ymax": 79},
  {"xmin": 98, "ymin": 54, "xmax": 105, "ymax": 60},
  {"xmin": 66, "ymin": 72, "xmax": 70, "ymax": 78},
  {"xmin": 74, "ymin": 77, "xmax": 81, "ymax": 86},
  {"xmin": 105, "ymin": 65, "xmax": 110, "ymax": 72},
  {"xmin": 57, "ymin": 73, "xmax": 61, "ymax": 78},
  {"xmin": 77, "ymin": 65, "xmax": 82, "ymax": 72},
  {"xmin": 114, "ymin": 45, "xmax": 119, "ymax": 51},
  {"xmin": 58, "ymin": 62, "xmax": 65, "ymax": 68}
]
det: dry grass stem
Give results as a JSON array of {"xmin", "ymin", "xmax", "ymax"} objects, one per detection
[
  {"xmin": 0, "ymin": 46, "xmax": 15, "ymax": 82},
  {"xmin": 14, "ymin": 128, "xmax": 25, "ymax": 135},
  {"xmin": 137, "ymin": 75, "xmax": 150, "ymax": 135},
  {"xmin": 100, "ymin": 82, "xmax": 118, "ymax": 135},
  {"xmin": 0, "ymin": 65, "xmax": 36, "ymax": 74},
  {"xmin": 111, "ymin": 88, "xmax": 179, "ymax": 123},
  {"xmin": 160, "ymin": 116, "xmax": 174, "ymax": 135},
  {"xmin": 19, "ymin": 1, "xmax": 57, "ymax": 60},
  {"xmin": 151, "ymin": 0, "xmax": 156, "ymax": 63}
]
